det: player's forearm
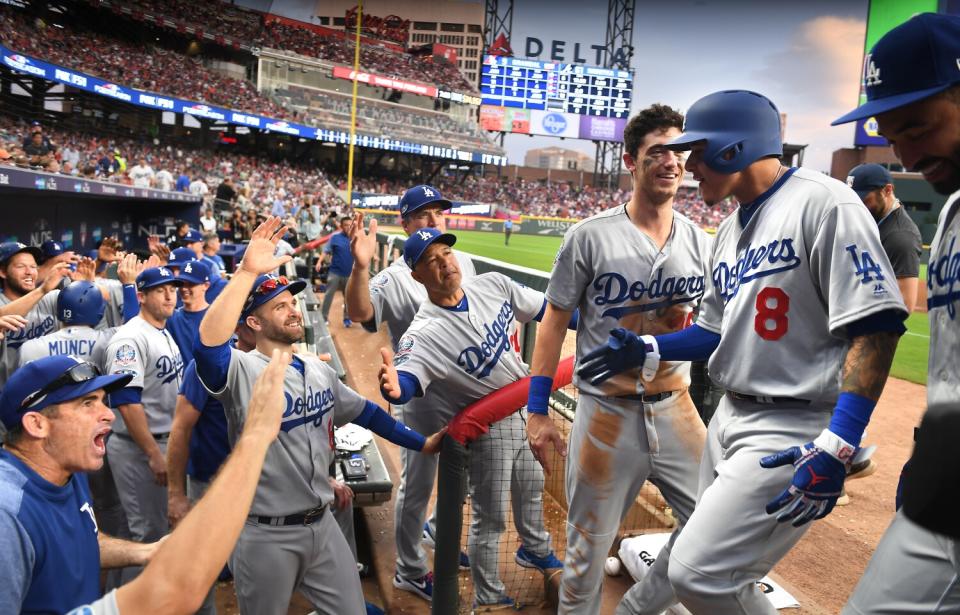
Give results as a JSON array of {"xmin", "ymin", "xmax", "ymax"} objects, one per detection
[
  {"xmin": 199, "ymin": 268, "xmax": 257, "ymax": 346},
  {"xmin": 530, "ymin": 304, "xmax": 572, "ymax": 377},
  {"xmin": 345, "ymin": 265, "xmax": 375, "ymax": 322},
  {"xmin": 117, "ymin": 404, "xmax": 164, "ymax": 458},
  {"xmin": 166, "ymin": 399, "xmax": 198, "ymax": 497},
  {"xmin": 0, "ymin": 287, "xmax": 45, "ymax": 317},
  {"xmin": 98, "ymin": 533, "xmax": 154, "ymax": 568},
  {"xmin": 116, "ymin": 433, "xmax": 271, "ymax": 615},
  {"xmin": 840, "ymin": 331, "xmax": 900, "ymax": 401},
  {"xmin": 896, "ymin": 277, "xmax": 919, "ymax": 313}
]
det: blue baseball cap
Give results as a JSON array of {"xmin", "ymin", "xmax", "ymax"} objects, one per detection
[
  {"xmin": 403, "ymin": 227, "xmax": 457, "ymax": 270},
  {"xmin": 177, "ymin": 259, "xmax": 210, "ymax": 285},
  {"xmin": 167, "ymin": 247, "xmax": 197, "ymax": 269},
  {"xmin": 399, "ymin": 185, "xmax": 452, "ymax": 218},
  {"xmin": 846, "ymin": 164, "xmax": 893, "ymax": 198},
  {"xmin": 40, "ymin": 240, "xmax": 66, "ymax": 261},
  {"xmin": 833, "ymin": 13, "xmax": 960, "ymax": 125},
  {"xmin": 183, "ymin": 229, "xmax": 203, "ymax": 244},
  {"xmin": 241, "ymin": 273, "xmax": 306, "ymax": 319},
  {"xmin": 136, "ymin": 266, "xmax": 182, "ymax": 291},
  {"xmin": 0, "ymin": 241, "xmax": 41, "ymax": 265},
  {"xmin": 0, "ymin": 356, "xmax": 132, "ymax": 430}
]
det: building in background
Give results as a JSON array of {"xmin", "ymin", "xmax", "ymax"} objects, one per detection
[{"xmin": 524, "ymin": 147, "xmax": 594, "ymax": 171}]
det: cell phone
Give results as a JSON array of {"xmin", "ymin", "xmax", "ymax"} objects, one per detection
[{"xmin": 341, "ymin": 455, "xmax": 367, "ymax": 481}]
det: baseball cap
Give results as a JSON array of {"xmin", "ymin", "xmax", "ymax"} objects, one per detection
[
  {"xmin": 240, "ymin": 273, "xmax": 306, "ymax": 319},
  {"xmin": 183, "ymin": 229, "xmax": 203, "ymax": 244},
  {"xmin": 846, "ymin": 164, "xmax": 893, "ymax": 198},
  {"xmin": 167, "ymin": 247, "xmax": 197, "ymax": 269},
  {"xmin": 40, "ymin": 240, "xmax": 65, "ymax": 261},
  {"xmin": 0, "ymin": 356, "xmax": 131, "ymax": 430},
  {"xmin": 0, "ymin": 241, "xmax": 42, "ymax": 265},
  {"xmin": 832, "ymin": 13, "xmax": 960, "ymax": 125},
  {"xmin": 177, "ymin": 259, "xmax": 210, "ymax": 285},
  {"xmin": 136, "ymin": 266, "xmax": 182, "ymax": 291},
  {"xmin": 399, "ymin": 185, "xmax": 452, "ymax": 218},
  {"xmin": 403, "ymin": 227, "xmax": 457, "ymax": 270}
]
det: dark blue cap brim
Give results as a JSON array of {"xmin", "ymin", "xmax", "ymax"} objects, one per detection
[
  {"xmin": 2, "ymin": 246, "xmax": 42, "ymax": 264},
  {"xmin": 664, "ymin": 131, "xmax": 710, "ymax": 151},
  {"xmin": 17, "ymin": 373, "xmax": 132, "ymax": 420},
  {"xmin": 177, "ymin": 273, "xmax": 209, "ymax": 285},
  {"xmin": 402, "ymin": 198, "xmax": 453, "ymax": 218},
  {"xmin": 241, "ymin": 279, "xmax": 307, "ymax": 318},
  {"xmin": 831, "ymin": 83, "xmax": 954, "ymax": 126},
  {"xmin": 140, "ymin": 279, "xmax": 184, "ymax": 290},
  {"xmin": 409, "ymin": 233, "xmax": 457, "ymax": 269}
]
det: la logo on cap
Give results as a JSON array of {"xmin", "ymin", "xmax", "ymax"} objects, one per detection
[
  {"xmin": 422, "ymin": 186, "xmax": 435, "ymax": 197},
  {"xmin": 417, "ymin": 230, "xmax": 432, "ymax": 241},
  {"xmin": 864, "ymin": 54, "xmax": 882, "ymax": 87}
]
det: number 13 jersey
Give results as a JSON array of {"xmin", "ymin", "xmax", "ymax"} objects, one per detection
[{"xmin": 697, "ymin": 167, "xmax": 907, "ymax": 403}]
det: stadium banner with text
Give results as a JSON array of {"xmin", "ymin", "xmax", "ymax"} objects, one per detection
[
  {"xmin": 480, "ymin": 105, "xmax": 624, "ymax": 141},
  {"xmin": 351, "ymin": 193, "xmax": 493, "ymax": 216},
  {"xmin": 358, "ymin": 209, "xmax": 579, "ymax": 236},
  {"xmin": 0, "ymin": 44, "xmax": 505, "ymax": 166}
]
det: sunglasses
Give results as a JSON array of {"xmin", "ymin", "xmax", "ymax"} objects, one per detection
[
  {"xmin": 21, "ymin": 361, "xmax": 101, "ymax": 410},
  {"xmin": 256, "ymin": 275, "xmax": 289, "ymax": 295}
]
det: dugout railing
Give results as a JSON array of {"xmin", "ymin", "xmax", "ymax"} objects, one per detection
[{"xmin": 367, "ymin": 232, "xmax": 721, "ymax": 613}]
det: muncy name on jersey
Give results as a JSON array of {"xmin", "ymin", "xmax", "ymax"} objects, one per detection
[
  {"xmin": 457, "ymin": 301, "xmax": 515, "ymax": 380},
  {"xmin": 714, "ymin": 238, "xmax": 802, "ymax": 303},
  {"xmin": 281, "ymin": 386, "xmax": 335, "ymax": 432},
  {"xmin": 5, "ymin": 315, "xmax": 56, "ymax": 349},
  {"xmin": 928, "ymin": 235, "xmax": 960, "ymax": 319},
  {"xmin": 592, "ymin": 268, "xmax": 705, "ymax": 319}
]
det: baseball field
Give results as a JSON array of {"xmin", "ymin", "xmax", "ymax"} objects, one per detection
[{"xmin": 436, "ymin": 228, "xmax": 931, "ymax": 385}]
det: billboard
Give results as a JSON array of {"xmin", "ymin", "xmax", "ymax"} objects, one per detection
[{"xmin": 480, "ymin": 105, "xmax": 625, "ymax": 141}]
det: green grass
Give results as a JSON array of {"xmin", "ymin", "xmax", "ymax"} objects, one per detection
[{"xmin": 442, "ymin": 229, "xmax": 929, "ymax": 385}]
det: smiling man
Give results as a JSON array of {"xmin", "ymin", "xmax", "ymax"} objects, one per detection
[{"xmin": 0, "ymin": 356, "xmax": 159, "ymax": 613}]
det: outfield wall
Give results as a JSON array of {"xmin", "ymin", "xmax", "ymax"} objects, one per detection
[{"xmin": 358, "ymin": 208, "xmax": 579, "ymax": 236}]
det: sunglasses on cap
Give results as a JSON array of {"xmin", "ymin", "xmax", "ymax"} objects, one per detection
[
  {"xmin": 20, "ymin": 361, "xmax": 100, "ymax": 410},
  {"xmin": 256, "ymin": 275, "xmax": 290, "ymax": 294}
]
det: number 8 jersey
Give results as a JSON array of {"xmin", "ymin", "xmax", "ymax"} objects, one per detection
[{"xmin": 697, "ymin": 167, "xmax": 908, "ymax": 403}]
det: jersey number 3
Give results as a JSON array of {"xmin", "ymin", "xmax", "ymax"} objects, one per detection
[{"xmin": 754, "ymin": 287, "xmax": 790, "ymax": 340}]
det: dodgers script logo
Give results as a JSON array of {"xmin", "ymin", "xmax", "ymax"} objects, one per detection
[
  {"xmin": 281, "ymin": 386, "xmax": 336, "ymax": 432},
  {"xmin": 457, "ymin": 301, "xmax": 515, "ymax": 379},
  {"xmin": 592, "ymin": 269, "xmax": 705, "ymax": 319},
  {"xmin": 5, "ymin": 315, "xmax": 55, "ymax": 349},
  {"xmin": 155, "ymin": 355, "xmax": 184, "ymax": 385},
  {"xmin": 928, "ymin": 235, "xmax": 960, "ymax": 319},
  {"xmin": 713, "ymin": 238, "xmax": 802, "ymax": 302}
]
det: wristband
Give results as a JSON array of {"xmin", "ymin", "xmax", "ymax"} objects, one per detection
[
  {"xmin": 639, "ymin": 335, "xmax": 660, "ymax": 382},
  {"xmin": 527, "ymin": 375, "xmax": 553, "ymax": 416},
  {"xmin": 828, "ymin": 392, "xmax": 876, "ymax": 448}
]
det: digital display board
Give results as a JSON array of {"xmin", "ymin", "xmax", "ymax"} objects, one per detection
[{"xmin": 480, "ymin": 55, "xmax": 631, "ymax": 119}]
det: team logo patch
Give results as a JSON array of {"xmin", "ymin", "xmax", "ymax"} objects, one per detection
[
  {"xmin": 115, "ymin": 344, "xmax": 136, "ymax": 366},
  {"xmin": 845, "ymin": 244, "xmax": 886, "ymax": 284},
  {"xmin": 115, "ymin": 368, "xmax": 139, "ymax": 377},
  {"xmin": 393, "ymin": 354, "xmax": 411, "ymax": 367},
  {"xmin": 371, "ymin": 273, "xmax": 390, "ymax": 289},
  {"xmin": 397, "ymin": 336, "xmax": 415, "ymax": 353}
]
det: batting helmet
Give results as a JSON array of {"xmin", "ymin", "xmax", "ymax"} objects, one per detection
[
  {"xmin": 57, "ymin": 281, "xmax": 106, "ymax": 326},
  {"xmin": 666, "ymin": 90, "xmax": 783, "ymax": 174}
]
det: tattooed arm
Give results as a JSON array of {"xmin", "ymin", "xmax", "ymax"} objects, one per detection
[{"xmin": 841, "ymin": 331, "xmax": 900, "ymax": 401}]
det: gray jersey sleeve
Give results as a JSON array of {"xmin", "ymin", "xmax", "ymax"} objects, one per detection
[
  {"xmin": 501, "ymin": 275, "xmax": 546, "ymax": 323},
  {"xmin": 810, "ymin": 201, "xmax": 908, "ymax": 335},
  {"xmin": 331, "ymin": 372, "xmax": 368, "ymax": 427},
  {"xmin": 393, "ymin": 327, "xmax": 449, "ymax": 396},
  {"xmin": 104, "ymin": 335, "xmax": 146, "ymax": 390},
  {"xmin": 545, "ymin": 229, "xmax": 590, "ymax": 311},
  {"xmin": 696, "ymin": 229, "xmax": 726, "ymax": 335}
]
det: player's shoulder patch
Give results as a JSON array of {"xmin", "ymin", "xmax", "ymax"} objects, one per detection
[
  {"xmin": 397, "ymin": 335, "xmax": 415, "ymax": 353},
  {"xmin": 370, "ymin": 271, "xmax": 391, "ymax": 295},
  {"xmin": 114, "ymin": 344, "xmax": 137, "ymax": 366}
]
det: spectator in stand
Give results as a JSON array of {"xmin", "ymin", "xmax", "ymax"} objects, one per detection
[
  {"xmin": 318, "ymin": 216, "xmax": 354, "ymax": 328},
  {"xmin": 199, "ymin": 209, "xmax": 217, "ymax": 235},
  {"xmin": 61, "ymin": 142, "xmax": 81, "ymax": 171},
  {"xmin": 201, "ymin": 234, "xmax": 225, "ymax": 279},
  {"xmin": 23, "ymin": 131, "xmax": 59, "ymax": 172},
  {"xmin": 155, "ymin": 166, "xmax": 175, "ymax": 192},
  {"xmin": 175, "ymin": 171, "xmax": 191, "ymax": 193},
  {"xmin": 226, "ymin": 209, "xmax": 246, "ymax": 244},
  {"xmin": 189, "ymin": 176, "xmax": 209, "ymax": 199},
  {"xmin": 128, "ymin": 157, "xmax": 155, "ymax": 188},
  {"xmin": 299, "ymin": 208, "xmax": 321, "ymax": 242},
  {"xmin": 21, "ymin": 122, "xmax": 55, "ymax": 153},
  {"xmin": 270, "ymin": 198, "xmax": 287, "ymax": 218},
  {"xmin": 213, "ymin": 177, "xmax": 237, "ymax": 211}
]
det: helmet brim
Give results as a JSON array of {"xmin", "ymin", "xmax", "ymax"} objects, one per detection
[{"xmin": 664, "ymin": 131, "xmax": 710, "ymax": 151}]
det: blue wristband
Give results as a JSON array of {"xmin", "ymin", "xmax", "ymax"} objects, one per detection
[
  {"xmin": 829, "ymin": 392, "xmax": 876, "ymax": 447},
  {"xmin": 527, "ymin": 375, "xmax": 553, "ymax": 416}
]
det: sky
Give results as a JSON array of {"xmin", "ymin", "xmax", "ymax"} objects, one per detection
[{"xmin": 503, "ymin": 0, "xmax": 870, "ymax": 172}]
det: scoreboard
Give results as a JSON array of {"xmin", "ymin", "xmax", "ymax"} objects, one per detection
[{"xmin": 480, "ymin": 55, "xmax": 632, "ymax": 118}]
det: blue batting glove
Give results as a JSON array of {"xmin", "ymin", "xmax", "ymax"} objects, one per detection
[
  {"xmin": 576, "ymin": 328, "xmax": 648, "ymax": 386},
  {"xmin": 760, "ymin": 429, "xmax": 854, "ymax": 527}
]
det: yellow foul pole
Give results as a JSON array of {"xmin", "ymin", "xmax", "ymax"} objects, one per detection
[{"xmin": 346, "ymin": 1, "xmax": 362, "ymax": 202}]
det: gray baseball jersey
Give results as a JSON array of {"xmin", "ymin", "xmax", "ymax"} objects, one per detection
[
  {"xmin": 0, "ymin": 290, "xmax": 59, "ymax": 387},
  {"xmin": 203, "ymin": 349, "xmax": 366, "ymax": 517},
  {"xmin": 368, "ymin": 249, "xmax": 476, "ymax": 350},
  {"xmin": 17, "ymin": 326, "xmax": 118, "ymax": 367},
  {"xmin": 94, "ymin": 278, "xmax": 125, "ymax": 329},
  {"xmin": 547, "ymin": 205, "xmax": 712, "ymax": 397},
  {"xmin": 394, "ymin": 272, "xmax": 543, "ymax": 414},
  {"xmin": 102, "ymin": 316, "xmax": 184, "ymax": 434},
  {"xmin": 697, "ymin": 168, "xmax": 907, "ymax": 401},
  {"xmin": 925, "ymin": 191, "xmax": 960, "ymax": 408}
]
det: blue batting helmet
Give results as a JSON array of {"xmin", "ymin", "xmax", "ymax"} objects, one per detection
[
  {"xmin": 57, "ymin": 281, "xmax": 106, "ymax": 326},
  {"xmin": 666, "ymin": 90, "xmax": 783, "ymax": 174}
]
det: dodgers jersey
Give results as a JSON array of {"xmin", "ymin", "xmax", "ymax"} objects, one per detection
[
  {"xmin": 394, "ymin": 272, "xmax": 543, "ymax": 417},
  {"xmin": 17, "ymin": 325, "xmax": 119, "ymax": 367},
  {"xmin": 94, "ymin": 278, "xmax": 125, "ymax": 329},
  {"xmin": 203, "ymin": 349, "xmax": 366, "ymax": 517},
  {"xmin": 0, "ymin": 290, "xmax": 59, "ymax": 387},
  {"xmin": 367, "ymin": 249, "xmax": 476, "ymax": 350},
  {"xmin": 697, "ymin": 167, "xmax": 907, "ymax": 402},
  {"xmin": 926, "ymin": 190, "xmax": 960, "ymax": 408},
  {"xmin": 547, "ymin": 205, "xmax": 712, "ymax": 397},
  {"xmin": 102, "ymin": 316, "xmax": 184, "ymax": 434}
]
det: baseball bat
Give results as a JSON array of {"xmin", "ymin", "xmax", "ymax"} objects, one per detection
[{"xmin": 447, "ymin": 355, "xmax": 574, "ymax": 444}]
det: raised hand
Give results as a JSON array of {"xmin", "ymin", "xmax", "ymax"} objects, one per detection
[
  {"xmin": 116, "ymin": 252, "xmax": 142, "ymax": 285},
  {"xmin": 0, "ymin": 314, "xmax": 28, "ymax": 333},
  {"xmin": 71, "ymin": 257, "xmax": 97, "ymax": 282},
  {"xmin": 349, "ymin": 211, "xmax": 378, "ymax": 269},
  {"xmin": 41, "ymin": 261, "xmax": 71, "ymax": 293},
  {"xmin": 238, "ymin": 216, "xmax": 292, "ymax": 276},
  {"xmin": 378, "ymin": 347, "xmax": 401, "ymax": 402},
  {"xmin": 98, "ymin": 236, "xmax": 123, "ymax": 263}
]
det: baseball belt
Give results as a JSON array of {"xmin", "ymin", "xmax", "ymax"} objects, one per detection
[
  {"xmin": 619, "ymin": 389, "xmax": 680, "ymax": 403},
  {"xmin": 726, "ymin": 391, "xmax": 810, "ymax": 405},
  {"xmin": 253, "ymin": 503, "xmax": 328, "ymax": 527}
]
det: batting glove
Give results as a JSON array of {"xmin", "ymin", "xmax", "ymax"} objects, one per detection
[
  {"xmin": 577, "ymin": 328, "xmax": 658, "ymax": 386},
  {"xmin": 760, "ymin": 429, "xmax": 855, "ymax": 527}
]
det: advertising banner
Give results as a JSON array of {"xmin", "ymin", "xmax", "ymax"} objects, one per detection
[
  {"xmin": 529, "ymin": 110, "xmax": 580, "ymax": 138},
  {"xmin": 579, "ymin": 115, "xmax": 627, "ymax": 142}
]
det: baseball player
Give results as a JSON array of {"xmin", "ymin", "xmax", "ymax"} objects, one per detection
[
  {"xmin": 379, "ymin": 228, "xmax": 566, "ymax": 608},
  {"xmin": 577, "ymin": 90, "xmax": 907, "ymax": 614},
  {"xmin": 345, "ymin": 185, "xmax": 478, "ymax": 598},
  {"xmin": 193, "ymin": 216, "xmax": 444, "ymax": 614},
  {"xmin": 103, "ymin": 266, "xmax": 185, "ymax": 555},
  {"xmin": 832, "ymin": 13, "xmax": 960, "ymax": 613},
  {"xmin": 525, "ymin": 104, "xmax": 711, "ymax": 615},
  {"xmin": 165, "ymin": 259, "xmax": 211, "ymax": 360}
]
